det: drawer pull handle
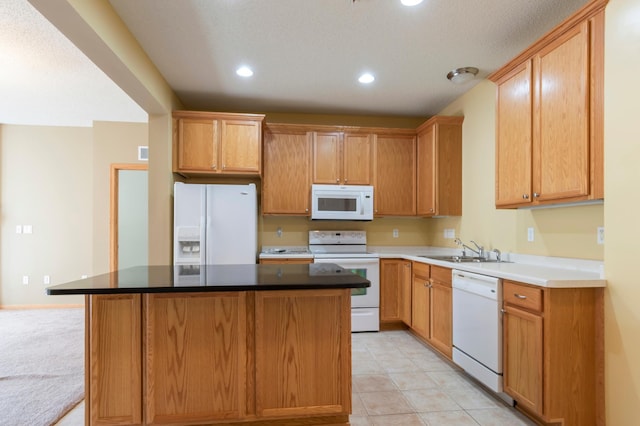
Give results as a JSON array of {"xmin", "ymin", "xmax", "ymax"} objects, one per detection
[
  {"xmin": 500, "ymin": 308, "xmax": 507, "ymax": 313},
  {"xmin": 514, "ymin": 293, "xmax": 527, "ymax": 299}
]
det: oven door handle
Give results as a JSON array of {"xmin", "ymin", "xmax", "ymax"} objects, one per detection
[{"xmin": 314, "ymin": 258, "xmax": 379, "ymax": 266}]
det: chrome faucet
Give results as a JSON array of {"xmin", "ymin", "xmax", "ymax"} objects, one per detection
[
  {"xmin": 470, "ymin": 240, "xmax": 485, "ymax": 259},
  {"xmin": 454, "ymin": 238, "xmax": 484, "ymax": 258}
]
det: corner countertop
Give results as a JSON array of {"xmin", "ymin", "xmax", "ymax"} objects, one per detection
[
  {"xmin": 46, "ymin": 264, "xmax": 370, "ymax": 295},
  {"xmin": 370, "ymin": 246, "xmax": 606, "ymax": 288}
]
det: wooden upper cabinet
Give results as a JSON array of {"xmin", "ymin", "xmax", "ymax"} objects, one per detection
[
  {"xmin": 491, "ymin": 5, "xmax": 604, "ymax": 208},
  {"xmin": 342, "ymin": 132, "xmax": 373, "ymax": 185},
  {"xmin": 495, "ymin": 60, "xmax": 533, "ymax": 206},
  {"xmin": 262, "ymin": 125, "xmax": 311, "ymax": 215},
  {"xmin": 173, "ymin": 111, "xmax": 264, "ymax": 176},
  {"xmin": 534, "ymin": 22, "xmax": 590, "ymax": 202},
  {"xmin": 312, "ymin": 131, "xmax": 372, "ymax": 185},
  {"xmin": 312, "ymin": 131, "xmax": 342, "ymax": 184},
  {"xmin": 373, "ymin": 132, "xmax": 416, "ymax": 216},
  {"xmin": 416, "ymin": 116, "xmax": 463, "ymax": 217}
]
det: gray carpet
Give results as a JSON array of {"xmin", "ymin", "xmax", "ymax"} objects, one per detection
[{"xmin": 0, "ymin": 308, "xmax": 84, "ymax": 426}]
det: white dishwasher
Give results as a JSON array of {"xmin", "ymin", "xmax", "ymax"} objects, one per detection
[{"xmin": 452, "ymin": 269, "xmax": 510, "ymax": 401}]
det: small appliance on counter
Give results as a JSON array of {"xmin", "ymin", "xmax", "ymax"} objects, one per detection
[{"xmin": 309, "ymin": 230, "xmax": 380, "ymax": 332}]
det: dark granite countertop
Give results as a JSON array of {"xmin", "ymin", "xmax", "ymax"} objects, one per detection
[{"xmin": 46, "ymin": 264, "xmax": 370, "ymax": 295}]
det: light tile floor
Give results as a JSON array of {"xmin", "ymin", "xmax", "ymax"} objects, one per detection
[
  {"xmin": 57, "ymin": 330, "xmax": 535, "ymax": 426},
  {"xmin": 350, "ymin": 330, "xmax": 535, "ymax": 426}
]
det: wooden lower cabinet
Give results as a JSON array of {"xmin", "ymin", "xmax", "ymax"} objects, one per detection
[
  {"xmin": 502, "ymin": 280, "xmax": 604, "ymax": 426},
  {"xmin": 379, "ymin": 259, "xmax": 412, "ymax": 326},
  {"xmin": 411, "ymin": 262, "xmax": 430, "ymax": 340},
  {"xmin": 254, "ymin": 290, "xmax": 351, "ymax": 418},
  {"xmin": 409, "ymin": 263, "xmax": 452, "ymax": 359},
  {"xmin": 87, "ymin": 294, "xmax": 142, "ymax": 425},
  {"xmin": 144, "ymin": 292, "xmax": 248, "ymax": 424},
  {"xmin": 428, "ymin": 266, "xmax": 452, "ymax": 358},
  {"xmin": 86, "ymin": 290, "xmax": 351, "ymax": 426}
]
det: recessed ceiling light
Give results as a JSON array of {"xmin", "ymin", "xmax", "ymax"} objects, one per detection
[
  {"xmin": 401, "ymin": 0, "xmax": 424, "ymax": 6},
  {"xmin": 236, "ymin": 66, "xmax": 254, "ymax": 77},
  {"xmin": 358, "ymin": 73, "xmax": 375, "ymax": 84}
]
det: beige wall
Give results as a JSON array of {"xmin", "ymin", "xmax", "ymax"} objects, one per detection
[
  {"xmin": 92, "ymin": 121, "xmax": 148, "ymax": 274},
  {"xmin": 0, "ymin": 121, "xmax": 147, "ymax": 306},
  {"xmin": 0, "ymin": 124, "xmax": 91, "ymax": 307},
  {"xmin": 603, "ymin": 0, "xmax": 640, "ymax": 423}
]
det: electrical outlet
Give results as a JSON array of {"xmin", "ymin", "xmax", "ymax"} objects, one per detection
[
  {"xmin": 23, "ymin": 225, "xmax": 32, "ymax": 234},
  {"xmin": 597, "ymin": 227, "xmax": 604, "ymax": 245},
  {"xmin": 43, "ymin": 275, "xmax": 51, "ymax": 285},
  {"xmin": 22, "ymin": 275, "xmax": 29, "ymax": 285},
  {"xmin": 444, "ymin": 229, "xmax": 455, "ymax": 239},
  {"xmin": 392, "ymin": 229, "xmax": 399, "ymax": 238},
  {"xmin": 276, "ymin": 227, "xmax": 283, "ymax": 238},
  {"xmin": 527, "ymin": 227, "xmax": 535, "ymax": 242},
  {"xmin": 16, "ymin": 225, "xmax": 22, "ymax": 234}
]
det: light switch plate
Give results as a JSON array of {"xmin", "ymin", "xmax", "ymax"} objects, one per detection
[
  {"xmin": 527, "ymin": 227, "xmax": 534, "ymax": 242},
  {"xmin": 392, "ymin": 229, "xmax": 399, "ymax": 238},
  {"xmin": 444, "ymin": 229, "xmax": 455, "ymax": 239},
  {"xmin": 597, "ymin": 227, "xmax": 604, "ymax": 244}
]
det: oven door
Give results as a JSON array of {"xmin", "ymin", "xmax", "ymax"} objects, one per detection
[{"xmin": 313, "ymin": 257, "xmax": 379, "ymax": 308}]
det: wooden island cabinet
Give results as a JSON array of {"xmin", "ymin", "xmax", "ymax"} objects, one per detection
[{"xmin": 49, "ymin": 265, "xmax": 366, "ymax": 426}]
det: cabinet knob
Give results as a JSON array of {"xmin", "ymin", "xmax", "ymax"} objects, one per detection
[
  {"xmin": 344, "ymin": 179, "xmax": 348, "ymax": 183},
  {"xmin": 336, "ymin": 178, "xmax": 340, "ymax": 183},
  {"xmin": 211, "ymin": 165, "xmax": 217, "ymax": 170},
  {"xmin": 223, "ymin": 165, "xmax": 226, "ymax": 170},
  {"xmin": 305, "ymin": 208, "xmax": 309, "ymax": 212},
  {"xmin": 522, "ymin": 194, "xmax": 529, "ymax": 199},
  {"xmin": 500, "ymin": 308, "xmax": 507, "ymax": 314},
  {"xmin": 429, "ymin": 208, "xmax": 434, "ymax": 213},
  {"xmin": 533, "ymin": 192, "xmax": 540, "ymax": 198}
]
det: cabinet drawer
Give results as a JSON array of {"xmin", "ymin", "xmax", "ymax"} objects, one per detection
[
  {"xmin": 413, "ymin": 262, "xmax": 430, "ymax": 279},
  {"xmin": 430, "ymin": 266, "xmax": 451, "ymax": 286},
  {"xmin": 503, "ymin": 281, "xmax": 543, "ymax": 312}
]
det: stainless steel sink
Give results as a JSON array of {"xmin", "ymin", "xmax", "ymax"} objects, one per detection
[{"xmin": 419, "ymin": 255, "xmax": 510, "ymax": 263}]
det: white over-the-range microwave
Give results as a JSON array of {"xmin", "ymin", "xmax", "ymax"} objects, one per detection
[{"xmin": 311, "ymin": 184, "xmax": 374, "ymax": 221}]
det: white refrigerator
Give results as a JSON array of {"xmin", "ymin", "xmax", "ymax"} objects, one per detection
[{"xmin": 173, "ymin": 182, "xmax": 257, "ymax": 269}]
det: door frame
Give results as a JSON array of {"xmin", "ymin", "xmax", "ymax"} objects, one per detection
[{"xmin": 110, "ymin": 163, "xmax": 148, "ymax": 272}]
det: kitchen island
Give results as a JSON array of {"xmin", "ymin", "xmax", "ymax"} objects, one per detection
[{"xmin": 48, "ymin": 264, "xmax": 369, "ymax": 426}]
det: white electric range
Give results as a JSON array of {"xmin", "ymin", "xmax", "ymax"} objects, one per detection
[{"xmin": 309, "ymin": 230, "xmax": 380, "ymax": 332}]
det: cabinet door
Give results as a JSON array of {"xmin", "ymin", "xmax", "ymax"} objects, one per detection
[
  {"xmin": 374, "ymin": 134, "xmax": 416, "ymax": 215},
  {"xmin": 343, "ymin": 133, "xmax": 372, "ymax": 185},
  {"xmin": 312, "ymin": 132, "xmax": 341, "ymax": 184},
  {"xmin": 262, "ymin": 130, "xmax": 311, "ymax": 215},
  {"xmin": 496, "ymin": 61, "xmax": 533, "ymax": 207},
  {"xmin": 380, "ymin": 259, "xmax": 402, "ymax": 322},
  {"xmin": 177, "ymin": 118, "xmax": 218, "ymax": 172},
  {"xmin": 255, "ymin": 289, "xmax": 351, "ymax": 418},
  {"xmin": 503, "ymin": 305, "xmax": 543, "ymax": 416},
  {"xmin": 429, "ymin": 280, "xmax": 452, "ymax": 358},
  {"xmin": 220, "ymin": 119, "xmax": 261, "ymax": 174},
  {"xmin": 400, "ymin": 261, "xmax": 412, "ymax": 326},
  {"xmin": 88, "ymin": 294, "xmax": 142, "ymax": 425},
  {"xmin": 411, "ymin": 264, "xmax": 430, "ymax": 340},
  {"xmin": 416, "ymin": 124, "xmax": 436, "ymax": 215},
  {"xmin": 144, "ymin": 292, "xmax": 248, "ymax": 424},
  {"xmin": 534, "ymin": 21, "xmax": 590, "ymax": 202}
]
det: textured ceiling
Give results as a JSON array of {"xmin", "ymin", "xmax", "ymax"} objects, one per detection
[
  {"xmin": 0, "ymin": 0, "xmax": 146, "ymax": 127},
  {"xmin": 1, "ymin": 0, "xmax": 591, "ymax": 127},
  {"xmin": 109, "ymin": 0, "xmax": 590, "ymax": 117}
]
